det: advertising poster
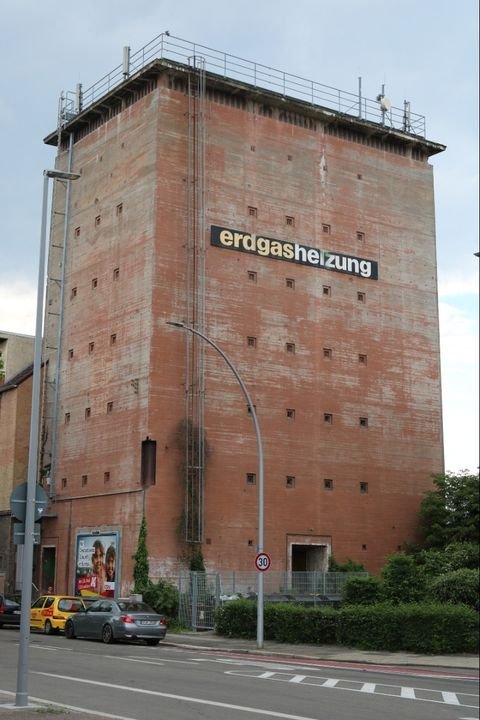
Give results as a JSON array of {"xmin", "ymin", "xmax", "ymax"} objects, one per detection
[{"xmin": 75, "ymin": 532, "xmax": 119, "ymax": 598}]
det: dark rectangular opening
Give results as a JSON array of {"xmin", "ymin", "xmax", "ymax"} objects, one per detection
[{"xmin": 141, "ymin": 438, "xmax": 157, "ymax": 487}]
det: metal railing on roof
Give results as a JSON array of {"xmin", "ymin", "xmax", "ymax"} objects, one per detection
[{"xmin": 59, "ymin": 32, "xmax": 425, "ymax": 137}]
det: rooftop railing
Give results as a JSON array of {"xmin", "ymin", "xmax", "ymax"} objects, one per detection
[{"xmin": 60, "ymin": 32, "xmax": 425, "ymax": 137}]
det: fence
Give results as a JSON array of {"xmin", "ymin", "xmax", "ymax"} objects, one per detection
[
  {"xmin": 60, "ymin": 32, "xmax": 425, "ymax": 137},
  {"xmin": 172, "ymin": 571, "xmax": 368, "ymax": 630}
]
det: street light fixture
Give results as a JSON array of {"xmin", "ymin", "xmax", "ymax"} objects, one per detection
[
  {"xmin": 16, "ymin": 168, "xmax": 80, "ymax": 708},
  {"xmin": 166, "ymin": 320, "xmax": 266, "ymax": 649}
]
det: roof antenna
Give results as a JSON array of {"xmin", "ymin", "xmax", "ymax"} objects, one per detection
[{"xmin": 123, "ymin": 46, "xmax": 131, "ymax": 79}]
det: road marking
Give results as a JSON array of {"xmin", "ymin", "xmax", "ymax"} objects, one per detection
[
  {"xmin": 224, "ymin": 669, "xmax": 479, "ymax": 709},
  {"xmin": 32, "ymin": 672, "xmax": 330, "ymax": 720},
  {"xmin": 441, "ymin": 691, "xmax": 460, "ymax": 705},
  {"xmin": 290, "ymin": 676, "xmax": 306, "ymax": 684}
]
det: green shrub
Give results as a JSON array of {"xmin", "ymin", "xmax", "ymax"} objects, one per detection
[
  {"xmin": 428, "ymin": 569, "xmax": 479, "ymax": 609},
  {"xmin": 215, "ymin": 599, "xmax": 256, "ymax": 638},
  {"xmin": 342, "ymin": 575, "xmax": 384, "ymax": 605},
  {"xmin": 143, "ymin": 579, "xmax": 179, "ymax": 622},
  {"xmin": 329, "ymin": 556, "xmax": 366, "ymax": 572},
  {"xmin": 381, "ymin": 553, "xmax": 425, "ymax": 603}
]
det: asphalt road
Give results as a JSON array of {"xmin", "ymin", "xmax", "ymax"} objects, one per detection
[{"xmin": 0, "ymin": 628, "xmax": 478, "ymax": 720}]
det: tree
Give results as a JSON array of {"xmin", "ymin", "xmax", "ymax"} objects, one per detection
[
  {"xmin": 133, "ymin": 514, "xmax": 149, "ymax": 593},
  {"xmin": 418, "ymin": 471, "xmax": 479, "ymax": 549}
]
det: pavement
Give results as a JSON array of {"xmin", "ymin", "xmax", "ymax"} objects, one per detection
[{"xmin": 1, "ymin": 630, "xmax": 478, "ymax": 719}]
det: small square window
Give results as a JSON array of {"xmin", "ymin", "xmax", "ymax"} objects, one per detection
[
  {"xmin": 287, "ymin": 154, "xmax": 293, "ymax": 161},
  {"xmin": 95, "ymin": 215, "xmax": 101, "ymax": 227},
  {"xmin": 248, "ymin": 206, "xmax": 257, "ymax": 217},
  {"xmin": 247, "ymin": 404, "xmax": 257, "ymax": 415},
  {"xmin": 85, "ymin": 407, "xmax": 91, "ymax": 419},
  {"xmin": 248, "ymin": 271, "xmax": 257, "ymax": 282},
  {"xmin": 286, "ymin": 476, "xmax": 295, "ymax": 488},
  {"xmin": 74, "ymin": 227, "xmax": 81, "ymax": 238},
  {"xmin": 110, "ymin": 333, "xmax": 117, "ymax": 345},
  {"xmin": 357, "ymin": 173, "xmax": 363, "ymax": 180},
  {"xmin": 324, "ymin": 478, "xmax": 333, "ymax": 490},
  {"xmin": 322, "ymin": 285, "xmax": 331, "ymax": 296},
  {"xmin": 104, "ymin": 471, "xmax": 110, "ymax": 483},
  {"xmin": 360, "ymin": 482, "xmax": 369, "ymax": 494},
  {"xmin": 286, "ymin": 408, "xmax": 295, "ymax": 419},
  {"xmin": 286, "ymin": 342, "xmax": 295, "ymax": 353},
  {"xmin": 88, "ymin": 341, "xmax": 95, "ymax": 354},
  {"xmin": 70, "ymin": 287, "xmax": 77, "ymax": 299},
  {"xmin": 250, "ymin": 145, "xmax": 256, "ymax": 152},
  {"xmin": 106, "ymin": 401, "xmax": 114, "ymax": 414},
  {"xmin": 356, "ymin": 231, "xmax": 365, "ymax": 241},
  {"xmin": 359, "ymin": 416, "xmax": 369, "ymax": 427},
  {"xmin": 92, "ymin": 278, "xmax": 98, "ymax": 289},
  {"xmin": 248, "ymin": 539, "xmax": 253, "ymax": 546},
  {"xmin": 64, "ymin": 412, "xmax": 70, "ymax": 424},
  {"xmin": 286, "ymin": 215, "xmax": 295, "ymax": 226},
  {"xmin": 113, "ymin": 268, "xmax": 120, "ymax": 280},
  {"xmin": 357, "ymin": 291, "xmax": 366, "ymax": 303},
  {"xmin": 324, "ymin": 413, "xmax": 333, "ymax": 425},
  {"xmin": 116, "ymin": 203, "xmax": 123, "ymax": 216},
  {"xmin": 286, "ymin": 278, "xmax": 295, "ymax": 289},
  {"xmin": 359, "ymin": 353, "xmax": 367, "ymax": 365},
  {"xmin": 362, "ymin": 544, "xmax": 368, "ymax": 550},
  {"xmin": 81, "ymin": 475, "xmax": 88, "ymax": 487},
  {"xmin": 205, "ymin": 538, "xmax": 212, "ymax": 545},
  {"xmin": 246, "ymin": 473, "xmax": 256, "ymax": 485},
  {"xmin": 68, "ymin": 348, "xmax": 74, "ymax": 360},
  {"xmin": 322, "ymin": 223, "xmax": 331, "ymax": 235},
  {"xmin": 247, "ymin": 336, "xmax": 257, "ymax": 348},
  {"xmin": 323, "ymin": 347, "xmax": 332, "ymax": 359},
  {"xmin": 61, "ymin": 478, "xmax": 67, "ymax": 489}
]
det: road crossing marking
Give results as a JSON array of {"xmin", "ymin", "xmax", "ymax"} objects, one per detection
[{"xmin": 224, "ymin": 669, "xmax": 479, "ymax": 709}]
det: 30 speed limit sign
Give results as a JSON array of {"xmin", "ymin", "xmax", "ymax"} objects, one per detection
[{"xmin": 255, "ymin": 552, "xmax": 271, "ymax": 572}]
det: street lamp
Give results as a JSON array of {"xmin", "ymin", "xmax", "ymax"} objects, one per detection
[
  {"xmin": 166, "ymin": 321, "xmax": 265, "ymax": 649},
  {"xmin": 16, "ymin": 168, "xmax": 80, "ymax": 708}
]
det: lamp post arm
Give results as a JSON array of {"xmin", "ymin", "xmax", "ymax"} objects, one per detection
[{"xmin": 166, "ymin": 321, "xmax": 265, "ymax": 648}]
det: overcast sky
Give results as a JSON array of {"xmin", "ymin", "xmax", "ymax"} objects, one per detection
[{"xmin": 1, "ymin": 0, "xmax": 478, "ymax": 474}]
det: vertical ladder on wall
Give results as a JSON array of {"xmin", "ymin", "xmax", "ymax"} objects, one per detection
[{"xmin": 185, "ymin": 57, "xmax": 206, "ymax": 543}]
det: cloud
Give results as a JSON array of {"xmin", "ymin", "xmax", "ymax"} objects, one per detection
[{"xmin": 0, "ymin": 280, "xmax": 36, "ymax": 335}]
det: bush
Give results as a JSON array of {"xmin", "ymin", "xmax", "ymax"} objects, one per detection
[
  {"xmin": 381, "ymin": 553, "xmax": 425, "ymax": 603},
  {"xmin": 428, "ymin": 569, "xmax": 479, "ymax": 609},
  {"xmin": 142, "ymin": 579, "xmax": 179, "ymax": 623},
  {"xmin": 342, "ymin": 575, "xmax": 384, "ymax": 605},
  {"xmin": 416, "ymin": 543, "xmax": 480, "ymax": 577},
  {"xmin": 329, "ymin": 556, "xmax": 366, "ymax": 572}
]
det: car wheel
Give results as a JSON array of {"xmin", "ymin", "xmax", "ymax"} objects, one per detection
[
  {"xmin": 146, "ymin": 639, "xmax": 159, "ymax": 647},
  {"xmin": 102, "ymin": 624, "xmax": 114, "ymax": 644},
  {"xmin": 44, "ymin": 620, "xmax": 54, "ymax": 635},
  {"xmin": 65, "ymin": 621, "xmax": 76, "ymax": 639}
]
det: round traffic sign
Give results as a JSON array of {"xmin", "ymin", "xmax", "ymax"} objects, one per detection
[{"xmin": 255, "ymin": 552, "xmax": 271, "ymax": 572}]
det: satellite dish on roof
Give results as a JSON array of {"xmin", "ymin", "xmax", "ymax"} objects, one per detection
[{"xmin": 376, "ymin": 94, "xmax": 391, "ymax": 112}]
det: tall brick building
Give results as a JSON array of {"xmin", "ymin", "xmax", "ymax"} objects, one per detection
[{"xmin": 38, "ymin": 34, "xmax": 444, "ymax": 596}]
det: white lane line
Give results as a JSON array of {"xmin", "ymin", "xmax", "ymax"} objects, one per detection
[
  {"xmin": 400, "ymin": 687, "xmax": 416, "ymax": 699},
  {"xmin": 32, "ymin": 672, "xmax": 323, "ymax": 720},
  {"xmin": 290, "ymin": 676, "xmax": 306, "ymax": 684},
  {"xmin": 360, "ymin": 683, "xmax": 376, "ymax": 693},
  {"xmin": 441, "ymin": 691, "xmax": 460, "ymax": 705}
]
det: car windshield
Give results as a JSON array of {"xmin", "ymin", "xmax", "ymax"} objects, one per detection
[{"xmin": 117, "ymin": 601, "xmax": 155, "ymax": 613}]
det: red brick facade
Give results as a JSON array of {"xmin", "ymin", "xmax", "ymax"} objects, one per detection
[{"xmin": 40, "ymin": 61, "xmax": 444, "ymax": 595}]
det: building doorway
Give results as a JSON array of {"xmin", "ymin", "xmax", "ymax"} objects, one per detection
[
  {"xmin": 41, "ymin": 546, "xmax": 56, "ymax": 594},
  {"xmin": 291, "ymin": 544, "xmax": 327, "ymax": 571}
]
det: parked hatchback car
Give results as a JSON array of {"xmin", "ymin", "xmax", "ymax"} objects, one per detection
[
  {"xmin": 64, "ymin": 598, "xmax": 167, "ymax": 645},
  {"xmin": 30, "ymin": 595, "xmax": 86, "ymax": 634},
  {"xmin": 0, "ymin": 594, "xmax": 21, "ymax": 628}
]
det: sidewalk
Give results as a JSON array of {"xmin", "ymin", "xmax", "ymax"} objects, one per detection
[
  {"xmin": 165, "ymin": 630, "xmax": 479, "ymax": 671},
  {"xmin": 1, "ymin": 631, "xmax": 478, "ymax": 718}
]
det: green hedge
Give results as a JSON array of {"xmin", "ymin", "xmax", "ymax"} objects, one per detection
[{"xmin": 215, "ymin": 600, "xmax": 478, "ymax": 654}]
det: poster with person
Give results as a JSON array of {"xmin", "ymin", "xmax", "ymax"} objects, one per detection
[{"xmin": 75, "ymin": 532, "xmax": 119, "ymax": 598}]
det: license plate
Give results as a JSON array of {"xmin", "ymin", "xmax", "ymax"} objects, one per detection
[
  {"xmin": 13, "ymin": 610, "xmax": 21, "ymax": 615},
  {"xmin": 139, "ymin": 620, "xmax": 156, "ymax": 625}
]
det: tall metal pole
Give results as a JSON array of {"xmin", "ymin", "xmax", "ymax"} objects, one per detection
[
  {"xmin": 166, "ymin": 321, "xmax": 265, "ymax": 648},
  {"xmin": 16, "ymin": 169, "xmax": 79, "ymax": 708}
]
